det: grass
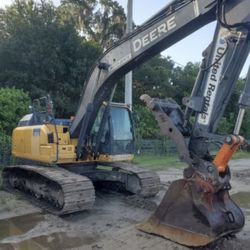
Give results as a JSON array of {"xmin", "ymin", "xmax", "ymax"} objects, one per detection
[
  {"xmin": 132, "ymin": 154, "xmax": 185, "ymax": 170},
  {"xmin": 233, "ymin": 150, "xmax": 250, "ymax": 159},
  {"xmin": 132, "ymin": 150, "xmax": 250, "ymax": 171}
]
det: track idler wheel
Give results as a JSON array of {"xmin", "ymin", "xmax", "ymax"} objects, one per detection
[{"xmin": 138, "ymin": 179, "xmax": 244, "ymax": 247}]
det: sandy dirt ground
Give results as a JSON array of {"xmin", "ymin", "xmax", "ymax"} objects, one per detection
[{"xmin": 0, "ymin": 159, "xmax": 249, "ymax": 250}]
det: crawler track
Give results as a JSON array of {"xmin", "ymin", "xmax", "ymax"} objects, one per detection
[
  {"xmin": 99, "ymin": 162, "xmax": 161, "ymax": 197},
  {"xmin": 2, "ymin": 165, "xmax": 95, "ymax": 215},
  {"xmin": 2, "ymin": 163, "xmax": 160, "ymax": 215}
]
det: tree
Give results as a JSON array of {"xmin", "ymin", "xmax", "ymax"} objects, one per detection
[
  {"xmin": 133, "ymin": 104, "xmax": 160, "ymax": 139},
  {"xmin": 0, "ymin": 88, "xmax": 30, "ymax": 135},
  {"xmin": 241, "ymin": 109, "xmax": 250, "ymax": 138},
  {"xmin": 132, "ymin": 55, "xmax": 176, "ymax": 105},
  {"xmin": 217, "ymin": 78, "xmax": 250, "ymax": 138},
  {"xmin": 171, "ymin": 62, "xmax": 199, "ymax": 105},
  {"xmin": 0, "ymin": 0, "xmax": 102, "ymax": 117},
  {"xmin": 60, "ymin": 0, "xmax": 126, "ymax": 48}
]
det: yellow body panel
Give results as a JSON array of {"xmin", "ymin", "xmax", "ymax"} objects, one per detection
[
  {"xmin": 12, "ymin": 124, "xmax": 76, "ymax": 163},
  {"xmin": 12, "ymin": 124, "xmax": 134, "ymax": 164}
]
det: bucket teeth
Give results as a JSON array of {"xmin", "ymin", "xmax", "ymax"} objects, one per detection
[{"xmin": 138, "ymin": 179, "xmax": 244, "ymax": 247}]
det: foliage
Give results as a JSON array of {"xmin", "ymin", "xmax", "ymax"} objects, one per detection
[
  {"xmin": 133, "ymin": 104, "xmax": 160, "ymax": 139},
  {"xmin": 0, "ymin": 87, "xmax": 29, "ymax": 166},
  {"xmin": 133, "ymin": 55, "xmax": 175, "ymax": 104},
  {"xmin": 60, "ymin": 0, "xmax": 126, "ymax": 48},
  {"xmin": 241, "ymin": 109, "xmax": 250, "ymax": 138},
  {"xmin": 217, "ymin": 78, "xmax": 250, "ymax": 138},
  {"xmin": 0, "ymin": 0, "xmax": 102, "ymax": 118},
  {"xmin": 171, "ymin": 62, "xmax": 199, "ymax": 105},
  {"xmin": 131, "ymin": 56, "xmax": 199, "ymax": 105},
  {"xmin": 0, "ymin": 88, "xmax": 30, "ymax": 135},
  {"xmin": 0, "ymin": 133, "xmax": 11, "ymax": 166},
  {"xmin": 216, "ymin": 116, "xmax": 234, "ymax": 135}
]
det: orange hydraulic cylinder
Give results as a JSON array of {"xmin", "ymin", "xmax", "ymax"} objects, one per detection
[{"xmin": 213, "ymin": 135, "xmax": 244, "ymax": 173}]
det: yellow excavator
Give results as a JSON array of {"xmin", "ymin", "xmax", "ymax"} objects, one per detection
[
  {"xmin": 5, "ymin": 96, "xmax": 161, "ymax": 214},
  {"xmin": 2, "ymin": 0, "xmax": 250, "ymax": 247}
]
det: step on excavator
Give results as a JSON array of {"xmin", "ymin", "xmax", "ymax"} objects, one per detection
[{"xmin": 2, "ymin": 0, "xmax": 250, "ymax": 247}]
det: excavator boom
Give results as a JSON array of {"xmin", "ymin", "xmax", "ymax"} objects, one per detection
[{"xmin": 70, "ymin": 0, "xmax": 217, "ymax": 141}]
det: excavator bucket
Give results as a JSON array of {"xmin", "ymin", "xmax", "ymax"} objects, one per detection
[{"xmin": 138, "ymin": 179, "xmax": 244, "ymax": 247}]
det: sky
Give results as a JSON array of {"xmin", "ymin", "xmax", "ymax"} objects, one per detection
[{"xmin": 0, "ymin": 0, "xmax": 249, "ymax": 76}]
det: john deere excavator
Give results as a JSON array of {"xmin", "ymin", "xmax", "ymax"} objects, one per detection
[{"xmin": 2, "ymin": 0, "xmax": 250, "ymax": 247}]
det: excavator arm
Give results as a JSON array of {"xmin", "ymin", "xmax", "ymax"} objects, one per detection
[
  {"xmin": 136, "ymin": 1, "xmax": 250, "ymax": 246},
  {"xmin": 68, "ymin": 0, "xmax": 250, "ymax": 246}
]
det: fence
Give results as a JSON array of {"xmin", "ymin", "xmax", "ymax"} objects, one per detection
[
  {"xmin": 135, "ymin": 139, "xmax": 178, "ymax": 156},
  {"xmin": 136, "ymin": 138, "xmax": 250, "ymax": 155}
]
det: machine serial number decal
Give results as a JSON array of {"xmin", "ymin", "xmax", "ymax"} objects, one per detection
[
  {"xmin": 198, "ymin": 36, "xmax": 227, "ymax": 125},
  {"xmin": 109, "ymin": 53, "xmax": 132, "ymax": 72}
]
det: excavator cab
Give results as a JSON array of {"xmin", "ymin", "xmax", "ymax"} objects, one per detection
[{"xmin": 91, "ymin": 102, "xmax": 134, "ymax": 158}]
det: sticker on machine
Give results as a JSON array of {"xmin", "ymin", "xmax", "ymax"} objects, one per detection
[{"xmin": 197, "ymin": 35, "xmax": 227, "ymax": 125}]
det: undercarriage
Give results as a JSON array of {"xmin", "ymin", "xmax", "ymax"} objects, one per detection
[{"xmin": 2, "ymin": 163, "xmax": 161, "ymax": 215}]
